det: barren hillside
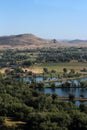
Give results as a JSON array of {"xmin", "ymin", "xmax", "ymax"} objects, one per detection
[{"xmin": 0, "ymin": 34, "xmax": 87, "ymax": 50}]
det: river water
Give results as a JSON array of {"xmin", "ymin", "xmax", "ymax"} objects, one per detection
[{"xmin": 24, "ymin": 76, "xmax": 87, "ymax": 106}]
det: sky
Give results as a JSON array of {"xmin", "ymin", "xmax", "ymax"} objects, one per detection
[{"xmin": 0, "ymin": 0, "xmax": 87, "ymax": 39}]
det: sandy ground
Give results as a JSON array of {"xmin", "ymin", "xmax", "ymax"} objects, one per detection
[
  {"xmin": 0, "ymin": 43, "xmax": 87, "ymax": 50},
  {"xmin": 5, "ymin": 118, "xmax": 26, "ymax": 127},
  {"xmin": 23, "ymin": 67, "xmax": 43, "ymax": 74}
]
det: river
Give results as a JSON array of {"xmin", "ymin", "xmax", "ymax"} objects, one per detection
[{"xmin": 24, "ymin": 76, "xmax": 87, "ymax": 106}]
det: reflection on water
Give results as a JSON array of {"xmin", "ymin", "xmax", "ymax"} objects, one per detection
[
  {"xmin": 35, "ymin": 77, "xmax": 43, "ymax": 82},
  {"xmin": 23, "ymin": 76, "xmax": 87, "ymax": 86},
  {"xmin": 44, "ymin": 88, "xmax": 87, "ymax": 98},
  {"xmin": 43, "ymin": 87, "xmax": 87, "ymax": 106},
  {"xmin": 24, "ymin": 76, "xmax": 87, "ymax": 106}
]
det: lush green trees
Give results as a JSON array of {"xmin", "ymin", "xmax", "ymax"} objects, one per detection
[
  {"xmin": 22, "ymin": 60, "xmax": 32, "ymax": 67},
  {"xmin": 63, "ymin": 68, "xmax": 67, "ymax": 74},
  {"xmin": 51, "ymin": 83, "xmax": 56, "ymax": 89},
  {"xmin": 70, "ymin": 111, "xmax": 87, "ymax": 130},
  {"xmin": 79, "ymin": 103, "xmax": 87, "ymax": 114},
  {"xmin": 69, "ymin": 93, "xmax": 75, "ymax": 102},
  {"xmin": 80, "ymin": 81, "xmax": 87, "ymax": 88},
  {"xmin": 0, "ymin": 71, "xmax": 87, "ymax": 130},
  {"xmin": 0, "ymin": 116, "xmax": 5, "ymax": 125},
  {"xmin": 27, "ymin": 112, "xmax": 71, "ymax": 130},
  {"xmin": 43, "ymin": 68, "xmax": 49, "ymax": 73}
]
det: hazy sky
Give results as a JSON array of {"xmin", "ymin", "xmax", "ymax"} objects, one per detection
[{"xmin": 0, "ymin": 0, "xmax": 87, "ymax": 39}]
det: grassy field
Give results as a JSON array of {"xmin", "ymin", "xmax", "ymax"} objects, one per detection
[
  {"xmin": 23, "ymin": 62, "xmax": 87, "ymax": 74},
  {"xmin": 0, "ymin": 62, "xmax": 87, "ymax": 76}
]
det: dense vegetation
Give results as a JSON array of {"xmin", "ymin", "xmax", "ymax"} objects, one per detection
[
  {"xmin": 0, "ymin": 76, "xmax": 87, "ymax": 130},
  {"xmin": 0, "ymin": 47, "xmax": 87, "ymax": 68},
  {"xmin": 0, "ymin": 71, "xmax": 87, "ymax": 130},
  {"xmin": 0, "ymin": 48, "xmax": 87, "ymax": 129}
]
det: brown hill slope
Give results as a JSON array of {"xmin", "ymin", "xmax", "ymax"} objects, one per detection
[
  {"xmin": 0, "ymin": 34, "xmax": 59, "ymax": 49},
  {"xmin": 0, "ymin": 34, "xmax": 50, "ymax": 45},
  {"xmin": 0, "ymin": 34, "xmax": 87, "ymax": 50}
]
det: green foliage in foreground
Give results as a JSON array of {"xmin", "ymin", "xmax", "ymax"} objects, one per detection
[{"xmin": 0, "ymin": 75, "xmax": 87, "ymax": 130}]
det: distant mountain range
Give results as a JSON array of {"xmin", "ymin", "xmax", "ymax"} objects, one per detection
[
  {"xmin": 0, "ymin": 34, "xmax": 87, "ymax": 50},
  {"xmin": 67, "ymin": 39, "xmax": 87, "ymax": 43}
]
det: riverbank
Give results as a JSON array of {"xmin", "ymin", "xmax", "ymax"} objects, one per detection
[
  {"xmin": 24, "ymin": 74, "xmax": 87, "ymax": 88},
  {"xmin": 58, "ymin": 97, "xmax": 87, "ymax": 101}
]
